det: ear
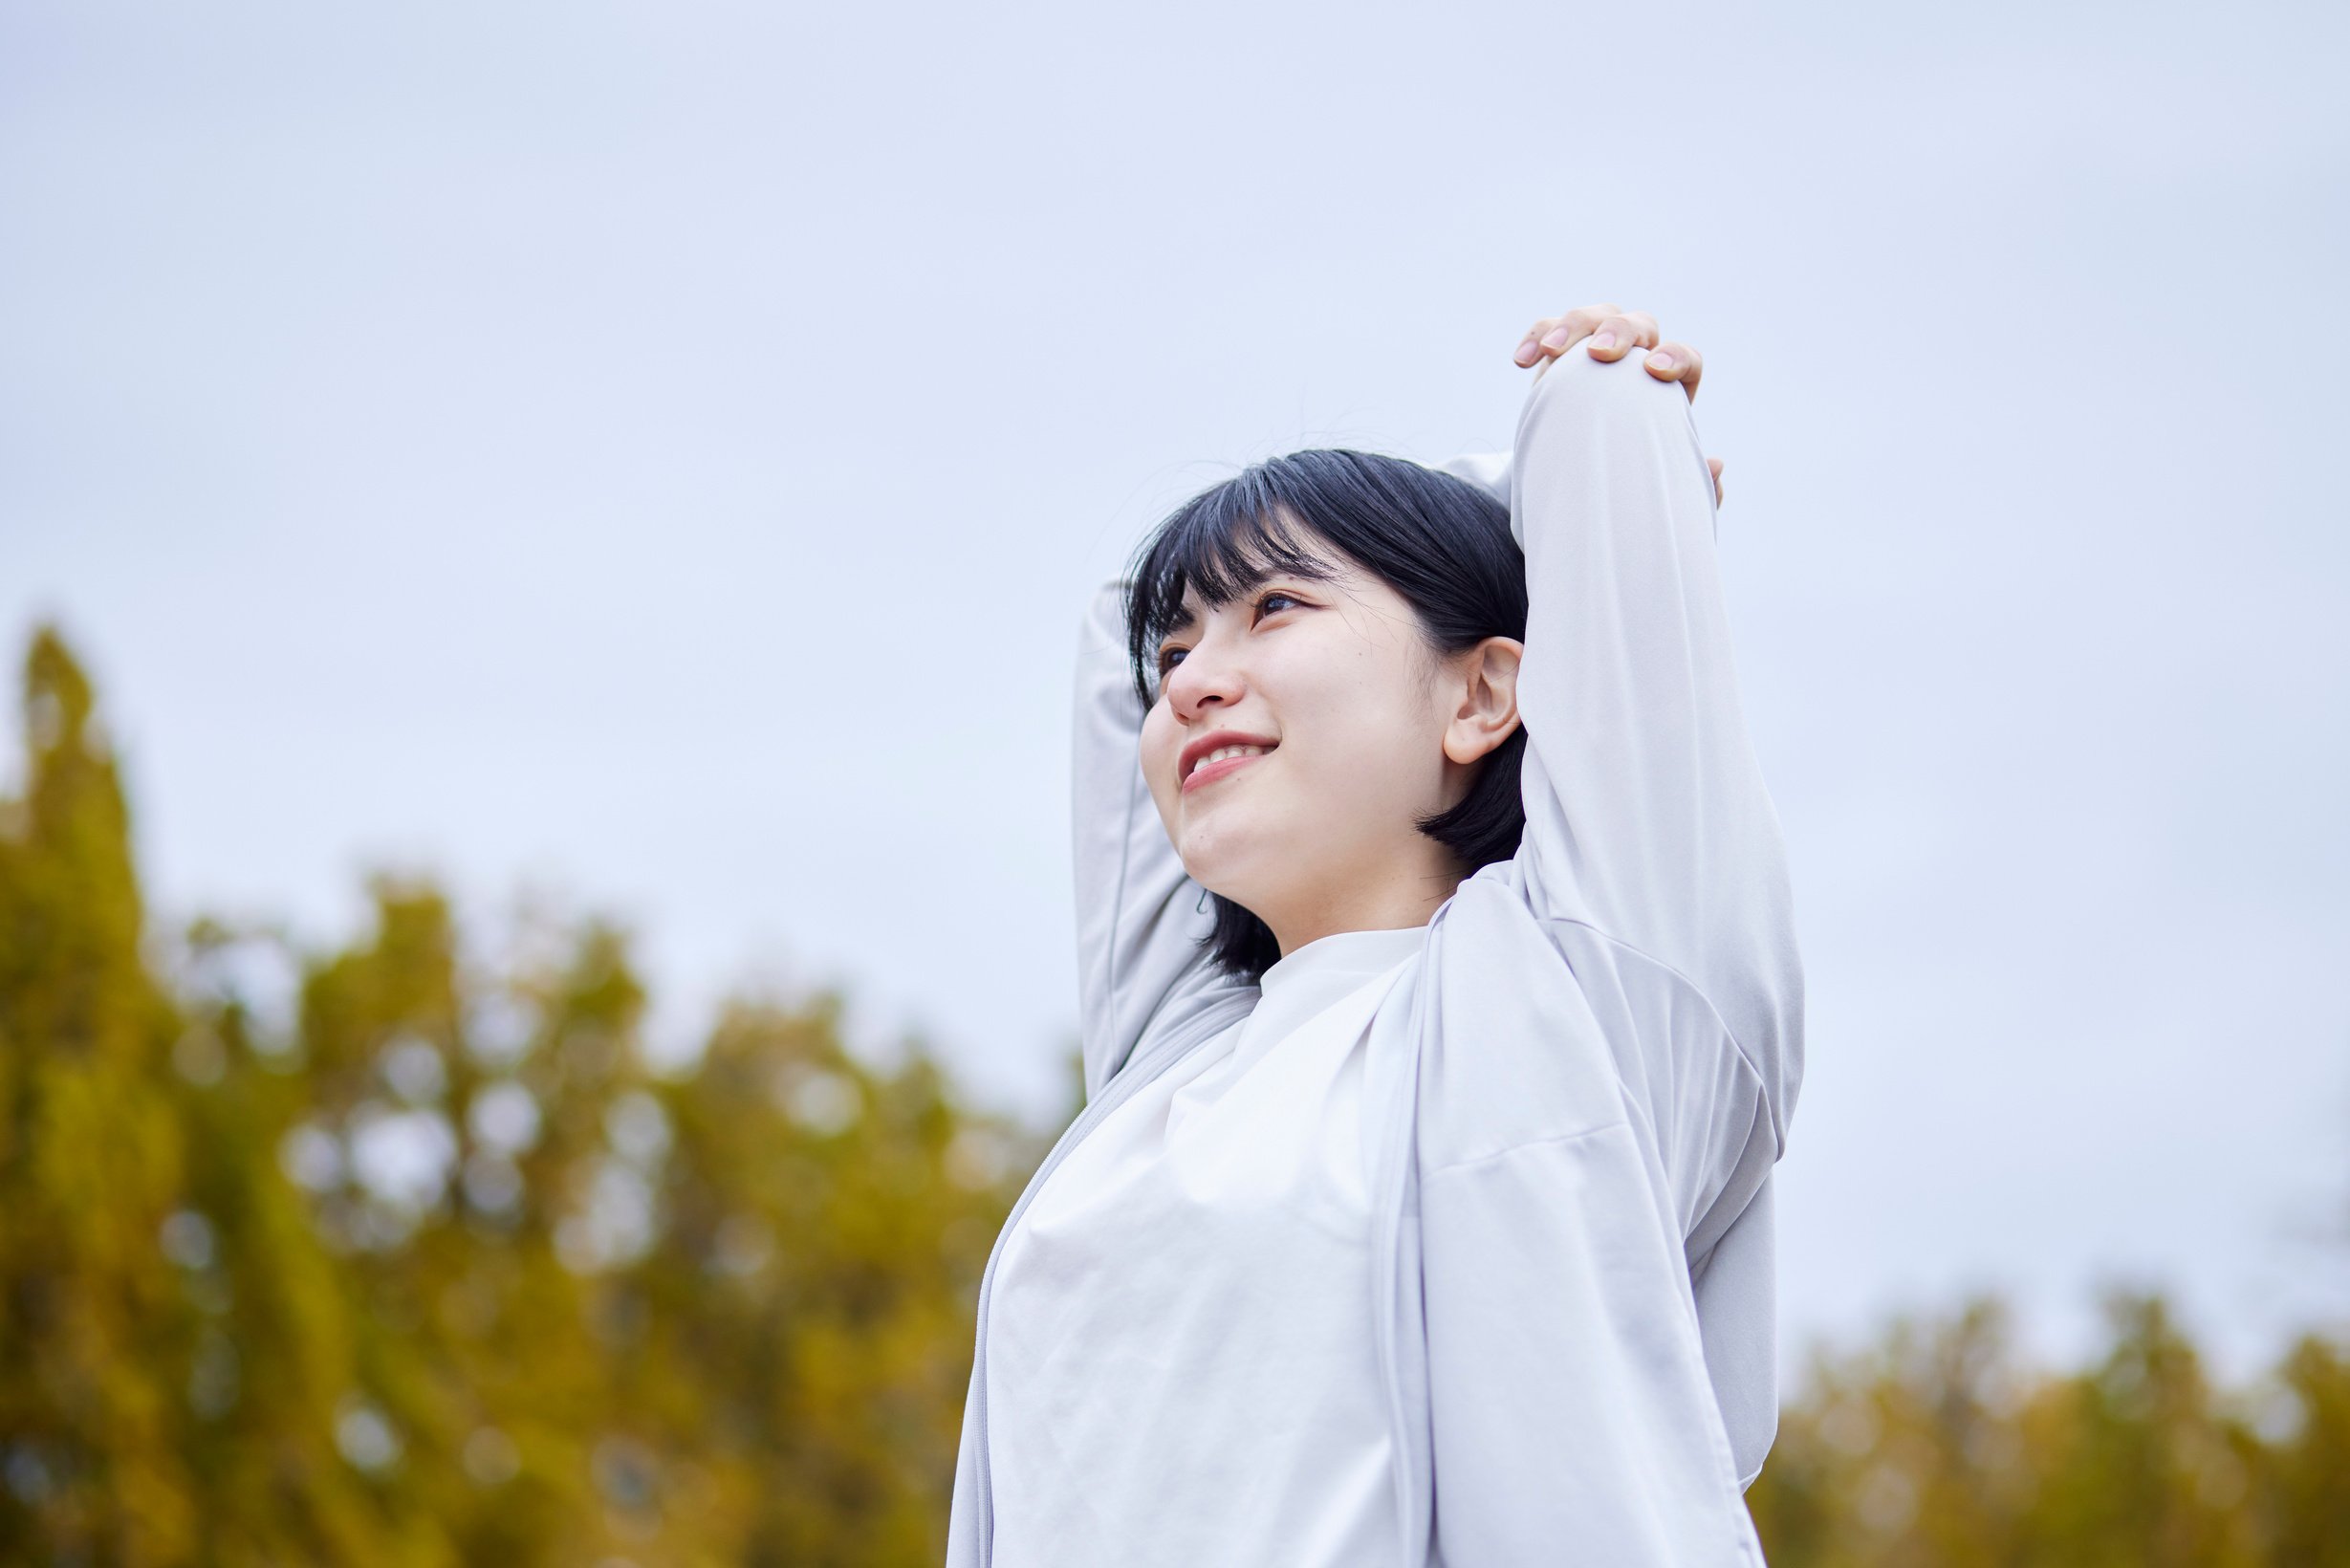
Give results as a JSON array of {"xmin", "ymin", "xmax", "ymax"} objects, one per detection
[{"xmin": 1441, "ymin": 636, "xmax": 1523, "ymax": 766}]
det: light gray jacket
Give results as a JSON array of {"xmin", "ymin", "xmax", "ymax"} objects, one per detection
[{"xmin": 947, "ymin": 344, "xmax": 1804, "ymax": 1566}]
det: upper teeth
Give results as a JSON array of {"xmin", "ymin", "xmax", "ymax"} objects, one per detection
[{"xmin": 1196, "ymin": 744, "xmax": 1266, "ymax": 772}]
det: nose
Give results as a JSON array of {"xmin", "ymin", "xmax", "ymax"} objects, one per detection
[{"xmin": 1164, "ymin": 634, "xmax": 1245, "ymax": 724}]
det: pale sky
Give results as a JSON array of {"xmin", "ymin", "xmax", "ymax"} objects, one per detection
[{"xmin": 4, "ymin": 0, "xmax": 2345, "ymax": 1377}]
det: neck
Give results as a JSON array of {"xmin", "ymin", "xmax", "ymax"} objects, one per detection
[{"xmin": 1261, "ymin": 843, "xmax": 1465, "ymax": 957}]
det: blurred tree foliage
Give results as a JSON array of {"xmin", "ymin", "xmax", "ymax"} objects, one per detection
[
  {"xmin": 0, "ymin": 624, "xmax": 2343, "ymax": 1565},
  {"xmin": 0, "ymin": 629, "xmax": 1033, "ymax": 1566},
  {"xmin": 1749, "ymin": 1297, "xmax": 2350, "ymax": 1566}
]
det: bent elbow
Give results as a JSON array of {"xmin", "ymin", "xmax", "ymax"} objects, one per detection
[{"xmin": 1515, "ymin": 341, "xmax": 1701, "ymax": 456}]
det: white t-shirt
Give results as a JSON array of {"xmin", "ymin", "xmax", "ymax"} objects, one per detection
[{"xmin": 986, "ymin": 924, "xmax": 1426, "ymax": 1567}]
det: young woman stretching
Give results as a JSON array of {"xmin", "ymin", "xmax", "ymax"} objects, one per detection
[{"xmin": 947, "ymin": 304, "xmax": 1800, "ymax": 1567}]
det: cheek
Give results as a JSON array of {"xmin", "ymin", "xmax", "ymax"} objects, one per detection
[
  {"xmin": 1277, "ymin": 654, "xmax": 1446, "ymax": 803},
  {"xmin": 1138, "ymin": 705, "xmax": 1182, "ymax": 808}
]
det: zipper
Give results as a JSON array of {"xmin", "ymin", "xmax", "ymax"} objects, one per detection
[{"xmin": 969, "ymin": 991, "xmax": 1254, "ymax": 1564}]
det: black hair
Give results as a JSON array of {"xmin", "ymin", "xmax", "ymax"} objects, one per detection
[{"xmin": 1123, "ymin": 448, "xmax": 1529, "ymax": 982}]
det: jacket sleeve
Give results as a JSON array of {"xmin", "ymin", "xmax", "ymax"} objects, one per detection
[
  {"xmin": 1414, "ymin": 886, "xmax": 1771, "ymax": 1564},
  {"xmin": 1501, "ymin": 342, "xmax": 1802, "ymax": 1142},
  {"xmin": 1433, "ymin": 348, "xmax": 1804, "ymax": 1487},
  {"xmin": 1069, "ymin": 581, "xmax": 1253, "ymax": 1099},
  {"xmin": 1418, "ymin": 1126, "xmax": 1771, "ymax": 1564}
]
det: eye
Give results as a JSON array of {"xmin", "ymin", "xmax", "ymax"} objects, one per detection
[
  {"xmin": 1156, "ymin": 643, "xmax": 1187, "ymax": 678},
  {"xmin": 1254, "ymin": 591, "xmax": 1304, "ymax": 621}
]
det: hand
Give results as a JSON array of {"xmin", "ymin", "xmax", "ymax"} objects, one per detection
[{"xmin": 1512, "ymin": 304, "xmax": 1724, "ymax": 503}]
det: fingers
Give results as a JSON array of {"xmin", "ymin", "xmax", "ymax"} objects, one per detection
[
  {"xmin": 1512, "ymin": 309, "xmax": 1699, "ymax": 399},
  {"xmin": 1707, "ymin": 456, "xmax": 1725, "ymax": 507},
  {"xmin": 1582, "ymin": 311, "xmax": 1659, "ymax": 362},
  {"xmin": 1645, "ymin": 339, "xmax": 1704, "ymax": 400},
  {"xmin": 1513, "ymin": 321, "xmax": 1551, "ymax": 366},
  {"xmin": 1543, "ymin": 304, "xmax": 1625, "ymax": 358},
  {"xmin": 1514, "ymin": 303, "xmax": 1621, "ymax": 367}
]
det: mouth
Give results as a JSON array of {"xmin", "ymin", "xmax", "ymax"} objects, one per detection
[{"xmin": 1180, "ymin": 732, "xmax": 1278, "ymax": 795}]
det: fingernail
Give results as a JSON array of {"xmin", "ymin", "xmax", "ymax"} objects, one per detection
[
  {"xmin": 1540, "ymin": 326, "xmax": 1572, "ymax": 349},
  {"xmin": 1590, "ymin": 332, "xmax": 1617, "ymax": 352},
  {"xmin": 1514, "ymin": 338, "xmax": 1539, "ymax": 365},
  {"xmin": 1648, "ymin": 350, "xmax": 1674, "ymax": 370}
]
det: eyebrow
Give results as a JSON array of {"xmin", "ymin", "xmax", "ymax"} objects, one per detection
[{"xmin": 1165, "ymin": 562, "xmax": 1345, "ymax": 647}]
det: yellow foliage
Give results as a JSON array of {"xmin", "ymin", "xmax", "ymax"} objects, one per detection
[{"xmin": 0, "ymin": 628, "xmax": 1035, "ymax": 1566}]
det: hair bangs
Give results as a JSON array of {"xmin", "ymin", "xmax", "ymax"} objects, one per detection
[{"xmin": 1123, "ymin": 478, "xmax": 1342, "ymax": 706}]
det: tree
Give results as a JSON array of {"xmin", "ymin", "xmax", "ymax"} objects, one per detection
[
  {"xmin": 0, "ymin": 626, "xmax": 1034, "ymax": 1566},
  {"xmin": 1749, "ymin": 1294, "xmax": 2350, "ymax": 1567}
]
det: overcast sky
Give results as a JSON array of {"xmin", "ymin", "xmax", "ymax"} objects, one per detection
[{"xmin": 4, "ymin": 0, "xmax": 2344, "ymax": 1377}]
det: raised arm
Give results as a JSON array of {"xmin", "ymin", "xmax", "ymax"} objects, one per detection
[
  {"xmin": 1427, "ymin": 323, "xmax": 1805, "ymax": 1490},
  {"xmin": 1069, "ymin": 582, "xmax": 1255, "ymax": 1099},
  {"xmin": 1506, "ymin": 337, "xmax": 1801, "ymax": 1135}
]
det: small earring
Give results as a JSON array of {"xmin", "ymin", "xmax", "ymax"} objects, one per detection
[{"xmin": 1194, "ymin": 884, "xmax": 1212, "ymax": 914}]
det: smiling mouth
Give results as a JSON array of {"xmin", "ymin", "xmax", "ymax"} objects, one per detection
[{"xmin": 1182, "ymin": 743, "xmax": 1273, "ymax": 795}]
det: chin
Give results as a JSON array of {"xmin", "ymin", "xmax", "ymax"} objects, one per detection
[{"xmin": 1178, "ymin": 819, "xmax": 1293, "ymax": 916}]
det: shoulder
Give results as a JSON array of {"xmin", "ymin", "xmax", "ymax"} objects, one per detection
[
  {"xmin": 1415, "ymin": 879, "xmax": 1768, "ymax": 1174},
  {"xmin": 1413, "ymin": 880, "xmax": 1629, "ymax": 1171}
]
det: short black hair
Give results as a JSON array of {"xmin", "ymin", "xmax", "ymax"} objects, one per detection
[{"xmin": 1123, "ymin": 448, "xmax": 1529, "ymax": 982}]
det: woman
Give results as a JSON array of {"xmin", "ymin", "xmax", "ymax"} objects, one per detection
[{"xmin": 947, "ymin": 305, "xmax": 1799, "ymax": 1567}]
